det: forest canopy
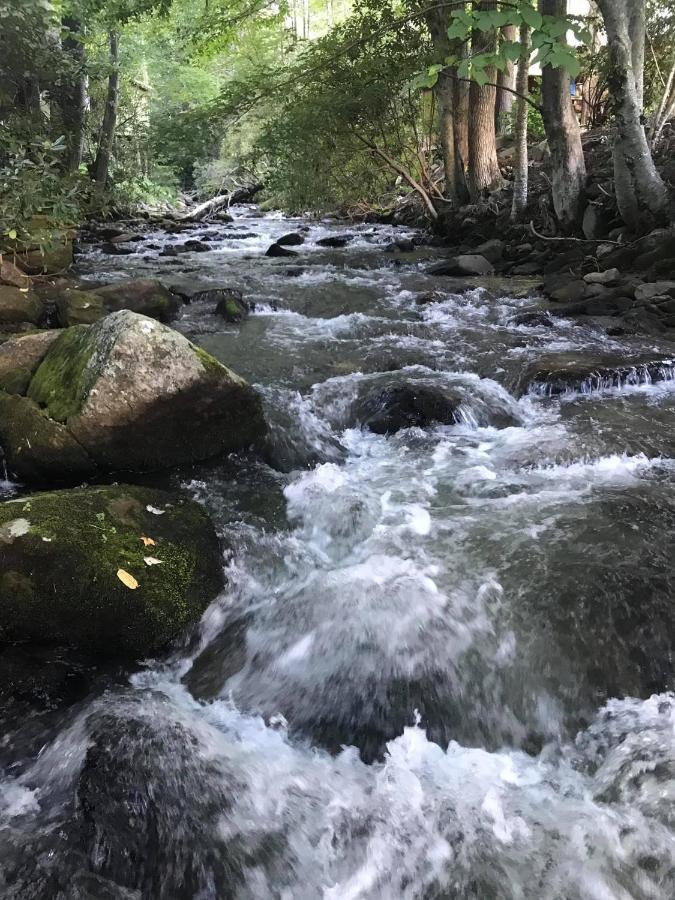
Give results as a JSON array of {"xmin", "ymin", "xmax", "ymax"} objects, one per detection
[{"xmin": 1, "ymin": 0, "xmax": 674, "ymax": 247}]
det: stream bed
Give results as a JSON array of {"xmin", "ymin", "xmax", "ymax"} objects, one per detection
[{"xmin": 1, "ymin": 208, "xmax": 675, "ymax": 899}]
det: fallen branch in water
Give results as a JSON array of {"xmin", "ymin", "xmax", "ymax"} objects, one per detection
[{"xmin": 180, "ymin": 184, "xmax": 262, "ymax": 222}]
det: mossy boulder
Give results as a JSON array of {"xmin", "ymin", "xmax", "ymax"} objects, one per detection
[
  {"xmin": 56, "ymin": 289, "xmax": 105, "ymax": 327},
  {"xmin": 0, "ymin": 310, "xmax": 268, "ymax": 480},
  {"xmin": 93, "ymin": 278, "xmax": 181, "ymax": 322},
  {"xmin": 0, "ymin": 485, "xmax": 223, "ymax": 656},
  {"xmin": 0, "ymin": 393, "xmax": 96, "ymax": 482},
  {"xmin": 0, "ymin": 286, "xmax": 46, "ymax": 326},
  {"xmin": 15, "ymin": 241, "xmax": 74, "ymax": 275},
  {"xmin": 0, "ymin": 331, "xmax": 61, "ymax": 395}
]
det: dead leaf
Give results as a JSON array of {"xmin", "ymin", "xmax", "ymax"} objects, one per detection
[
  {"xmin": 144, "ymin": 556, "xmax": 164, "ymax": 566},
  {"xmin": 117, "ymin": 568, "xmax": 139, "ymax": 589},
  {"xmin": 146, "ymin": 505, "xmax": 166, "ymax": 515},
  {"xmin": 140, "ymin": 536, "xmax": 156, "ymax": 547}
]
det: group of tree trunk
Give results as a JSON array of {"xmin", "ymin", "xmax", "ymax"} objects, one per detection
[{"xmin": 427, "ymin": 0, "xmax": 670, "ymax": 234}]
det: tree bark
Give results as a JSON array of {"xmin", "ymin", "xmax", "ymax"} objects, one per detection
[
  {"xmin": 596, "ymin": 0, "xmax": 668, "ymax": 228},
  {"xmin": 511, "ymin": 21, "xmax": 531, "ymax": 221},
  {"xmin": 468, "ymin": 0, "xmax": 503, "ymax": 198},
  {"xmin": 496, "ymin": 24, "xmax": 517, "ymax": 135},
  {"xmin": 60, "ymin": 17, "xmax": 88, "ymax": 172},
  {"xmin": 539, "ymin": 0, "xmax": 586, "ymax": 229},
  {"xmin": 94, "ymin": 31, "xmax": 120, "ymax": 189}
]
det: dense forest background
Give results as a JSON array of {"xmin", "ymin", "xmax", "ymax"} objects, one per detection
[{"xmin": 1, "ymin": 0, "xmax": 674, "ymax": 256}]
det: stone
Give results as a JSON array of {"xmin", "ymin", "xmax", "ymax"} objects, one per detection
[
  {"xmin": 0, "ymin": 285, "xmax": 46, "ymax": 326},
  {"xmin": 15, "ymin": 240, "xmax": 73, "ymax": 275},
  {"xmin": 512, "ymin": 310, "xmax": 554, "ymax": 328},
  {"xmin": 549, "ymin": 280, "xmax": 586, "ymax": 304},
  {"xmin": 277, "ymin": 233, "xmax": 305, "ymax": 246},
  {"xmin": 102, "ymin": 243, "xmax": 135, "ymax": 255},
  {"xmin": 213, "ymin": 290, "xmax": 250, "ymax": 323},
  {"xmin": 512, "ymin": 261, "xmax": 542, "ymax": 276},
  {"xmin": 316, "ymin": 235, "xmax": 353, "ymax": 248},
  {"xmin": 0, "ymin": 259, "xmax": 31, "ymax": 289},
  {"xmin": 266, "ymin": 243, "xmax": 298, "ymax": 257},
  {"xmin": 181, "ymin": 240, "xmax": 210, "ymax": 253},
  {"xmin": 0, "ymin": 392, "xmax": 96, "ymax": 481},
  {"xmin": 353, "ymin": 382, "xmax": 461, "ymax": 434},
  {"xmin": 583, "ymin": 268, "xmax": 620, "ymax": 285},
  {"xmin": 108, "ymin": 232, "xmax": 143, "ymax": 244},
  {"xmin": 0, "ymin": 484, "xmax": 223, "ymax": 656},
  {"xmin": 429, "ymin": 254, "xmax": 495, "ymax": 277},
  {"xmin": 513, "ymin": 351, "xmax": 675, "ymax": 397},
  {"xmin": 55, "ymin": 289, "xmax": 105, "ymax": 327},
  {"xmin": 634, "ymin": 281, "xmax": 675, "ymax": 303},
  {"xmin": 476, "ymin": 238, "xmax": 505, "ymax": 264},
  {"xmin": 21, "ymin": 311, "xmax": 266, "ymax": 478},
  {"xmin": 160, "ymin": 246, "xmax": 179, "ymax": 257},
  {"xmin": 0, "ymin": 331, "xmax": 61, "ymax": 395},
  {"xmin": 93, "ymin": 278, "xmax": 181, "ymax": 322}
]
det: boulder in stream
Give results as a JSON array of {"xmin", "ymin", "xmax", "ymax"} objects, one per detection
[
  {"xmin": 266, "ymin": 242, "xmax": 298, "ymax": 257},
  {"xmin": 55, "ymin": 288, "xmax": 106, "ymax": 327},
  {"xmin": 514, "ymin": 350, "xmax": 675, "ymax": 397},
  {"xmin": 93, "ymin": 278, "xmax": 182, "ymax": 322},
  {"xmin": 429, "ymin": 254, "xmax": 495, "ymax": 277},
  {"xmin": 214, "ymin": 291, "xmax": 251, "ymax": 323},
  {"xmin": 352, "ymin": 382, "xmax": 462, "ymax": 434},
  {"xmin": 277, "ymin": 232, "xmax": 305, "ymax": 246},
  {"xmin": 316, "ymin": 234, "xmax": 353, "ymax": 248},
  {"xmin": 0, "ymin": 485, "xmax": 223, "ymax": 656},
  {"xmin": 0, "ymin": 311, "xmax": 267, "ymax": 482}
]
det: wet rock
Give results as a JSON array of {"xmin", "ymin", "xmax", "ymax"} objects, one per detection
[
  {"xmin": 635, "ymin": 281, "xmax": 675, "ymax": 303},
  {"xmin": 416, "ymin": 276, "xmax": 542, "ymax": 301},
  {"xmin": 284, "ymin": 267, "xmax": 306, "ymax": 277},
  {"xmin": 108, "ymin": 232, "xmax": 143, "ymax": 244},
  {"xmin": 584, "ymin": 268, "xmax": 620, "ymax": 285},
  {"xmin": 15, "ymin": 311, "xmax": 266, "ymax": 479},
  {"xmin": 0, "ymin": 259, "xmax": 31, "ymax": 289},
  {"xmin": 93, "ymin": 278, "xmax": 181, "ymax": 322},
  {"xmin": 160, "ymin": 245, "xmax": 180, "ymax": 257},
  {"xmin": 513, "ymin": 351, "xmax": 675, "ymax": 396},
  {"xmin": 77, "ymin": 694, "xmax": 244, "ymax": 895},
  {"xmin": 429, "ymin": 254, "xmax": 495, "ymax": 276},
  {"xmin": 511, "ymin": 261, "xmax": 542, "ymax": 276},
  {"xmin": 512, "ymin": 310, "xmax": 555, "ymax": 328},
  {"xmin": 549, "ymin": 279, "xmax": 586, "ymax": 304},
  {"xmin": 476, "ymin": 238, "xmax": 505, "ymax": 264},
  {"xmin": 0, "ymin": 485, "xmax": 223, "ymax": 655},
  {"xmin": 266, "ymin": 242, "xmax": 298, "ymax": 257},
  {"xmin": 101, "ymin": 242, "xmax": 136, "ymax": 256},
  {"xmin": 414, "ymin": 290, "xmax": 447, "ymax": 305},
  {"xmin": 384, "ymin": 238, "xmax": 415, "ymax": 253},
  {"xmin": 316, "ymin": 234, "xmax": 353, "ymax": 248},
  {"xmin": 0, "ymin": 331, "xmax": 61, "ymax": 395},
  {"xmin": 0, "ymin": 286, "xmax": 46, "ymax": 326},
  {"xmin": 55, "ymin": 289, "xmax": 105, "ymax": 327},
  {"xmin": 352, "ymin": 382, "xmax": 462, "ymax": 434},
  {"xmin": 277, "ymin": 232, "xmax": 305, "ymax": 247},
  {"xmin": 181, "ymin": 240, "xmax": 211, "ymax": 253},
  {"xmin": 215, "ymin": 293, "xmax": 250, "ymax": 323},
  {"xmin": 15, "ymin": 240, "xmax": 73, "ymax": 275}
]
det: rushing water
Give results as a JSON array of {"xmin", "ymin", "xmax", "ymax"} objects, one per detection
[{"xmin": 2, "ymin": 208, "xmax": 675, "ymax": 899}]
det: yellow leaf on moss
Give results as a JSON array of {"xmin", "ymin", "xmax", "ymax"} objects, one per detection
[
  {"xmin": 117, "ymin": 568, "xmax": 139, "ymax": 589},
  {"xmin": 140, "ymin": 536, "xmax": 156, "ymax": 547}
]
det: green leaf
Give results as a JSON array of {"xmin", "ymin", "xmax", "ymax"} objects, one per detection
[
  {"xmin": 447, "ymin": 20, "xmax": 468, "ymax": 41},
  {"xmin": 7, "ymin": 229, "xmax": 17, "ymax": 240},
  {"xmin": 548, "ymin": 45, "xmax": 581, "ymax": 77},
  {"xmin": 521, "ymin": 6, "xmax": 543, "ymax": 30},
  {"xmin": 473, "ymin": 67, "xmax": 489, "ymax": 87},
  {"xmin": 501, "ymin": 41, "xmax": 522, "ymax": 63}
]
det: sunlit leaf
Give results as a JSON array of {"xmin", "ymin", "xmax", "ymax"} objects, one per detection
[{"xmin": 117, "ymin": 568, "xmax": 139, "ymax": 590}]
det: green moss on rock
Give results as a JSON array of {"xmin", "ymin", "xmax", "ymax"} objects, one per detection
[
  {"xmin": 0, "ymin": 485, "xmax": 223, "ymax": 656},
  {"xmin": 27, "ymin": 325, "xmax": 95, "ymax": 422}
]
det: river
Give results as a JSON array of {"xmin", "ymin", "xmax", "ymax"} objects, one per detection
[{"xmin": 1, "ymin": 207, "xmax": 674, "ymax": 899}]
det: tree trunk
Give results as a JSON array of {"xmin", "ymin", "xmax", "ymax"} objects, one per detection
[
  {"xmin": 597, "ymin": 0, "xmax": 668, "ymax": 229},
  {"xmin": 454, "ymin": 67, "xmax": 470, "ymax": 199},
  {"xmin": 94, "ymin": 31, "xmax": 120, "ymax": 190},
  {"xmin": 496, "ymin": 24, "xmax": 517, "ymax": 135},
  {"xmin": 468, "ymin": 0, "xmax": 503, "ymax": 198},
  {"xmin": 511, "ymin": 21, "xmax": 531, "ymax": 221},
  {"xmin": 435, "ymin": 70, "xmax": 458, "ymax": 201},
  {"xmin": 60, "ymin": 17, "xmax": 88, "ymax": 172},
  {"xmin": 539, "ymin": 0, "xmax": 586, "ymax": 229}
]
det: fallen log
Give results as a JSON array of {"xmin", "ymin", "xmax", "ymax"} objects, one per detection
[{"xmin": 179, "ymin": 184, "xmax": 263, "ymax": 222}]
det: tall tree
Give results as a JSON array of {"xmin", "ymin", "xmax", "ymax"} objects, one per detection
[
  {"xmin": 60, "ymin": 16, "xmax": 88, "ymax": 171},
  {"xmin": 596, "ymin": 0, "xmax": 669, "ymax": 228},
  {"xmin": 539, "ymin": 0, "xmax": 586, "ymax": 228},
  {"xmin": 94, "ymin": 30, "xmax": 120, "ymax": 188},
  {"xmin": 511, "ymin": 17, "xmax": 531, "ymax": 220},
  {"xmin": 495, "ymin": 23, "xmax": 517, "ymax": 134},
  {"xmin": 468, "ymin": 0, "xmax": 503, "ymax": 198}
]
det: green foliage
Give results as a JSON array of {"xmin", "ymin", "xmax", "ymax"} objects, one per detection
[{"xmin": 0, "ymin": 126, "xmax": 87, "ymax": 249}]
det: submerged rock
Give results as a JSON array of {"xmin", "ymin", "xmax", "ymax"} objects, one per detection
[
  {"xmin": 93, "ymin": 278, "xmax": 181, "ymax": 322},
  {"xmin": 214, "ymin": 291, "xmax": 250, "ymax": 323},
  {"xmin": 277, "ymin": 232, "xmax": 305, "ymax": 246},
  {"xmin": 353, "ymin": 382, "xmax": 462, "ymax": 434},
  {"xmin": 0, "ymin": 485, "xmax": 223, "ymax": 655},
  {"xmin": 0, "ymin": 311, "xmax": 266, "ymax": 481},
  {"xmin": 514, "ymin": 350, "xmax": 675, "ymax": 396}
]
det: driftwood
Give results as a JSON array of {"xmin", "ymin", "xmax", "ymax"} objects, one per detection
[{"xmin": 179, "ymin": 184, "xmax": 263, "ymax": 222}]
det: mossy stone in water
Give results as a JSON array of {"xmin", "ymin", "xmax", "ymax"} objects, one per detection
[{"xmin": 0, "ymin": 485, "xmax": 223, "ymax": 656}]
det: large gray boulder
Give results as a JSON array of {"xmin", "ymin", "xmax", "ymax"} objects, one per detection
[
  {"xmin": 0, "ymin": 310, "xmax": 266, "ymax": 481},
  {"xmin": 429, "ymin": 254, "xmax": 495, "ymax": 277},
  {"xmin": 93, "ymin": 278, "xmax": 181, "ymax": 322},
  {"xmin": 0, "ymin": 484, "xmax": 223, "ymax": 656}
]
